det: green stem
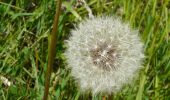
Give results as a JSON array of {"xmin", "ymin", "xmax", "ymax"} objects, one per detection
[{"xmin": 43, "ymin": 0, "xmax": 62, "ymax": 100}]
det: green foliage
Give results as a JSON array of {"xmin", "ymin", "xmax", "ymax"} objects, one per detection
[{"xmin": 0, "ymin": 0, "xmax": 170, "ymax": 99}]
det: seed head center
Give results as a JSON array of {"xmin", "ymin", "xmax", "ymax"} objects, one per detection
[{"xmin": 90, "ymin": 43, "xmax": 118, "ymax": 71}]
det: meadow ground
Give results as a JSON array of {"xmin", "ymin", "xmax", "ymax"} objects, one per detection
[{"xmin": 0, "ymin": 0, "xmax": 170, "ymax": 100}]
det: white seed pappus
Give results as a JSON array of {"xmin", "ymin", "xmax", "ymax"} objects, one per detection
[{"xmin": 64, "ymin": 16, "xmax": 144, "ymax": 95}]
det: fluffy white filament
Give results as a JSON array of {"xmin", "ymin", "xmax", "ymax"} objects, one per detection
[{"xmin": 64, "ymin": 16, "xmax": 144, "ymax": 95}]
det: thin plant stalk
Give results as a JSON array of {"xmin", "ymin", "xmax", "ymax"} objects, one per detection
[{"xmin": 43, "ymin": 0, "xmax": 62, "ymax": 100}]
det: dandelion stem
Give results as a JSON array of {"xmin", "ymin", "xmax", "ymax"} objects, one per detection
[
  {"xmin": 43, "ymin": 0, "xmax": 62, "ymax": 100},
  {"xmin": 102, "ymin": 96, "xmax": 107, "ymax": 100},
  {"xmin": 108, "ymin": 94, "xmax": 113, "ymax": 100}
]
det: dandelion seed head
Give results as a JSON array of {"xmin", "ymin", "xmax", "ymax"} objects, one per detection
[{"xmin": 65, "ymin": 16, "xmax": 144, "ymax": 95}]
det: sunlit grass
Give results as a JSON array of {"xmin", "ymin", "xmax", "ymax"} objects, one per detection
[{"xmin": 0, "ymin": 0, "xmax": 170, "ymax": 99}]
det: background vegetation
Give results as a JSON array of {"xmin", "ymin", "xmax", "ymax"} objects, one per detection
[{"xmin": 0, "ymin": 0, "xmax": 170, "ymax": 99}]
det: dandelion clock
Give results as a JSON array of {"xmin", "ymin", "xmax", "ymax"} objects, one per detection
[{"xmin": 64, "ymin": 16, "xmax": 144, "ymax": 95}]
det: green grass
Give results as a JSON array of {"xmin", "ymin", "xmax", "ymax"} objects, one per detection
[{"xmin": 0, "ymin": 0, "xmax": 170, "ymax": 99}]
